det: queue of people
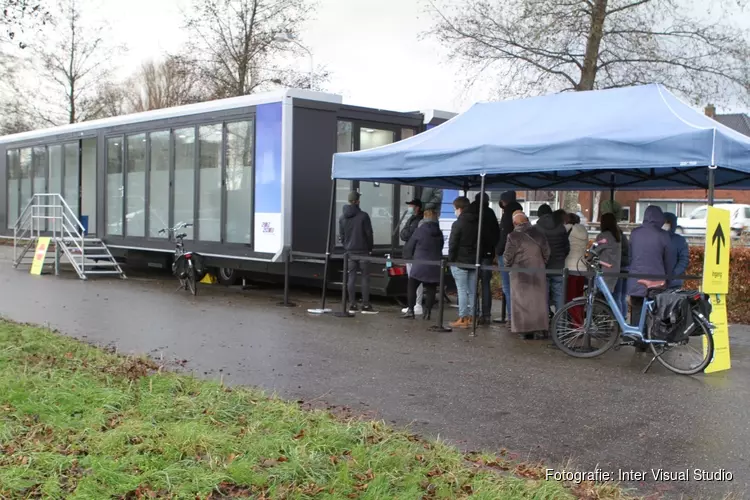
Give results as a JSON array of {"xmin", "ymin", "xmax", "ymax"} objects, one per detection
[{"xmin": 338, "ymin": 188, "xmax": 687, "ymax": 338}]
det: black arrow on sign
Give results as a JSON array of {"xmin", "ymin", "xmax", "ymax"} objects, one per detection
[{"xmin": 712, "ymin": 223, "xmax": 726, "ymax": 266}]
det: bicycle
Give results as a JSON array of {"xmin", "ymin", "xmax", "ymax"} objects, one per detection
[
  {"xmin": 159, "ymin": 222, "xmax": 198, "ymax": 296},
  {"xmin": 550, "ymin": 242, "xmax": 714, "ymax": 375}
]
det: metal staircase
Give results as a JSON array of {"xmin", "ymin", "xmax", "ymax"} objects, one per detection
[{"xmin": 13, "ymin": 193, "xmax": 126, "ymax": 280}]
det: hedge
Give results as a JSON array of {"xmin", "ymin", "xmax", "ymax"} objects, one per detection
[{"xmin": 686, "ymin": 246, "xmax": 750, "ymax": 324}]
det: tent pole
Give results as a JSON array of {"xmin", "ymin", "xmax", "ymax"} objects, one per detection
[
  {"xmin": 319, "ymin": 179, "xmax": 337, "ymax": 311},
  {"xmin": 708, "ymin": 167, "xmax": 716, "ymax": 206},
  {"xmin": 609, "ymin": 173, "xmax": 615, "ymax": 201},
  {"xmin": 470, "ymin": 174, "xmax": 486, "ymax": 337}
]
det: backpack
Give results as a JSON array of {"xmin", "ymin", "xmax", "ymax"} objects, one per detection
[{"xmin": 649, "ymin": 290, "xmax": 711, "ymax": 343}]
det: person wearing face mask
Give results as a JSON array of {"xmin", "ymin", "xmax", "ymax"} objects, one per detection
[
  {"xmin": 663, "ymin": 212, "xmax": 690, "ymax": 289},
  {"xmin": 400, "ymin": 199, "xmax": 424, "ymax": 315},
  {"xmin": 448, "ymin": 196, "xmax": 479, "ymax": 328}
]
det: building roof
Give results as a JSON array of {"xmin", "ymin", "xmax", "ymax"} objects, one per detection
[{"xmin": 715, "ymin": 113, "xmax": 750, "ymax": 137}]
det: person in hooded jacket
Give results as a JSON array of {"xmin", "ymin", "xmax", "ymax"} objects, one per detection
[
  {"xmin": 663, "ymin": 212, "xmax": 690, "ymax": 289},
  {"xmin": 628, "ymin": 205, "xmax": 677, "ymax": 327},
  {"xmin": 448, "ymin": 196, "xmax": 479, "ymax": 328},
  {"xmin": 495, "ymin": 191, "xmax": 523, "ymax": 322},
  {"xmin": 564, "ymin": 212, "xmax": 589, "ymax": 303},
  {"xmin": 535, "ymin": 204, "xmax": 570, "ymax": 313},
  {"xmin": 467, "ymin": 192, "xmax": 501, "ymax": 325},
  {"xmin": 402, "ymin": 209, "xmax": 444, "ymax": 319},
  {"xmin": 420, "ymin": 188, "xmax": 444, "ymax": 212},
  {"xmin": 400, "ymin": 199, "xmax": 425, "ymax": 315},
  {"xmin": 339, "ymin": 191, "xmax": 375, "ymax": 313}
]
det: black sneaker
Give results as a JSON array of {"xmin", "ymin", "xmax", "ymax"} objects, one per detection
[
  {"xmin": 348, "ymin": 303, "xmax": 359, "ymax": 313},
  {"xmin": 360, "ymin": 305, "xmax": 378, "ymax": 314}
]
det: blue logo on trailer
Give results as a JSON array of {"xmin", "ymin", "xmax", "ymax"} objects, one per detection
[{"xmin": 254, "ymin": 102, "xmax": 283, "ymax": 253}]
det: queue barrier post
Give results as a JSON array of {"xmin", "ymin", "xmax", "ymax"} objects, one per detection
[
  {"xmin": 429, "ymin": 258, "xmax": 452, "ymax": 332},
  {"xmin": 277, "ymin": 248, "xmax": 296, "ymax": 308},
  {"xmin": 333, "ymin": 253, "xmax": 353, "ymax": 318}
]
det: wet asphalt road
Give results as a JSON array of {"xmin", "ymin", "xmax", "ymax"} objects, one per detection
[{"xmin": 1, "ymin": 249, "xmax": 749, "ymax": 499}]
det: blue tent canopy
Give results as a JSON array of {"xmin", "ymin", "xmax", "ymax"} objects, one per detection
[{"xmin": 332, "ymin": 84, "xmax": 750, "ymax": 191}]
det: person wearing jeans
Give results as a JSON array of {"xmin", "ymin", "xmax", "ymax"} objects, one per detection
[
  {"xmin": 447, "ymin": 196, "xmax": 479, "ymax": 328},
  {"xmin": 467, "ymin": 193, "xmax": 500, "ymax": 325},
  {"xmin": 534, "ymin": 204, "xmax": 570, "ymax": 316},
  {"xmin": 500, "ymin": 271, "xmax": 512, "ymax": 321},
  {"xmin": 338, "ymin": 190, "xmax": 375, "ymax": 313},
  {"xmin": 495, "ymin": 191, "xmax": 523, "ymax": 322}
]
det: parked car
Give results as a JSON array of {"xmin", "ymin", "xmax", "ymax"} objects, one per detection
[{"xmin": 675, "ymin": 204, "xmax": 750, "ymax": 237}]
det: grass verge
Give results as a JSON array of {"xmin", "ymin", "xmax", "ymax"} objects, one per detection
[{"xmin": 0, "ymin": 320, "xmax": 629, "ymax": 499}]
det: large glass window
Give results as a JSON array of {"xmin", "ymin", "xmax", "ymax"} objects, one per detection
[
  {"xmin": 174, "ymin": 128, "xmax": 195, "ymax": 240},
  {"xmin": 225, "ymin": 120, "xmax": 254, "ymax": 244},
  {"xmin": 48, "ymin": 146, "xmax": 62, "ymax": 233},
  {"xmin": 81, "ymin": 139, "xmax": 96, "ymax": 234},
  {"xmin": 32, "ymin": 147, "xmax": 47, "ymax": 231},
  {"xmin": 6, "ymin": 149, "xmax": 20, "ymax": 228},
  {"xmin": 335, "ymin": 121, "xmax": 353, "ymax": 243},
  {"xmin": 637, "ymin": 201, "xmax": 677, "ymax": 223},
  {"xmin": 149, "ymin": 131, "xmax": 170, "ymax": 238},
  {"xmin": 19, "ymin": 148, "xmax": 32, "ymax": 214},
  {"xmin": 198, "ymin": 124, "xmax": 222, "ymax": 241},
  {"xmin": 125, "ymin": 133, "xmax": 146, "ymax": 237},
  {"xmin": 106, "ymin": 137, "xmax": 124, "ymax": 236},
  {"xmin": 64, "ymin": 142, "xmax": 79, "ymax": 217},
  {"xmin": 358, "ymin": 128, "xmax": 395, "ymax": 245}
]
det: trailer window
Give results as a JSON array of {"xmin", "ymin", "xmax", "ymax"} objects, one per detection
[
  {"xmin": 359, "ymin": 128, "xmax": 395, "ymax": 245},
  {"xmin": 335, "ymin": 121, "xmax": 353, "ymax": 243},
  {"xmin": 125, "ymin": 134, "xmax": 147, "ymax": 237},
  {"xmin": 149, "ymin": 131, "xmax": 170, "ymax": 238},
  {"xmin": 48, "ymin": 145, "xmax": 62, "ymax": 232},
  {"xmin": 174, "ymin": 128, "xmax": 195, "ymax": 240},
  {"xmin": 198, "ymin": 124, "xmax": 222, "ymax": 242},
  {"xmin": 6, "ymin": 149, "xmax": 19, "ymax": 229},
  {"xmin": 106, "ymin": 137, "xmax": 124, "ymax": 236},
  {"xmin": 225, "ymin": 120, "xmax": 254, "ymax": 244},
  {"xmin": 19, "ymin": 148, "xmax": 32, "ymax": 219},
  {"xmin": 64, "ymin": 143, "xmax": 79, "ymax": 217},
  {"xmin": 32, "ymin": 147, "xmax": 47, "ymax": 231}
]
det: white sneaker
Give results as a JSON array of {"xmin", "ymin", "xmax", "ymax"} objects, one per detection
[
  {"xmin": 401, "ymin": 307, "xmax": 409, "ymax": 313},
  {"xmin": 402, "ymin": 305, "xmax": 424, "ymax": 314}
]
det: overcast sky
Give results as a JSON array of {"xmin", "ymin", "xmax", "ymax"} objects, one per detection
[{"xmin": 83, "ymin": 0, "xmax": 489, "ymax": 114}]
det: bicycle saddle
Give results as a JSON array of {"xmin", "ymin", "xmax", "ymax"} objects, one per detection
[{"xmin": 637, "ymin": 279, "xmax": 665, "ymax": 289}]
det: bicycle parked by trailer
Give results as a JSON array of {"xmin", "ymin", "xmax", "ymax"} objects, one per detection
[
  {"xmin": 550, "ymin": 241, "xmax": 714, "ymax": 375},
  {"xmin": 159, "ymin": 222, "xmax": 202, "ymax": 296}
]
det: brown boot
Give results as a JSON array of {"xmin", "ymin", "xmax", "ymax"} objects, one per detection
[
  {"xmin": 449, "ymin": 317, "xmax": 465, "ymax": 328},
  {"xmin": 458, "ymin": 317, "xmax": 472, "ymax": 329}
]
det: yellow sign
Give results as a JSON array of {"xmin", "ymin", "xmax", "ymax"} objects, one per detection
[
  {"xmin": 702, "ymin": 206, "xmax": 730, "ymax": 294},
  {"xmin": 30, "ymin": 237, "xmax": 51, "ymax": 275},
  {"xmin": 705, "ymin": 294, "xmax": 731, "ymax": 373}
]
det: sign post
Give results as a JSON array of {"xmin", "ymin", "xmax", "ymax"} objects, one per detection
[
  {"xmin": 702, "ymin": 206, "xmax": 731, "ymax": 373},
  {"xmin": 30, "ymin": 237, "xmax": 51, "ymax": 276}
]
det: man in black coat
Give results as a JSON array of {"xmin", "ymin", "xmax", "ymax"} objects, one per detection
[
  {"xmin": 495, "ymin": 191, "xmax": 523, "ymax": 322},
  {"xmin": 468, "ymin": 193, "xmax": 501, "ymax": 324},
  {"xmin": 339, "ymin": 191, "xmax": 375, "ymax": 313},
  {"xmin": 534, "ymin": 203, "xmax": 570, "ymax": 314},
  {"xmin": 400, "ymin": 198, "xmax": 424, "ymax": 314}
]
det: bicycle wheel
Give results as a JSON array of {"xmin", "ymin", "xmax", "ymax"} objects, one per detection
[
  {"xmin": 647, "ymin": 311, "xmax": 713, "ymax": 375},
  {"xmin": 186, "ymin": 266, "xmax": 197, "ymax": 296},
  {"xmin": 551, "ymin": 297, "xmax": 620, "ymax": 358}
]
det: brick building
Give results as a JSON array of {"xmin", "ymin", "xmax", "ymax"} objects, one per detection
[{"xmin": 574, "ymin": 106, "xmax": 750, "ymax": 222}]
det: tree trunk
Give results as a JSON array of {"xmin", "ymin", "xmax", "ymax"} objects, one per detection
[
  {"xmin": 578, "ymin": 0, "xmax": 608, "ymax": 91},
  {"xmin": 592, "ymin": 191, "xmax": 602, "ymax": 223}
]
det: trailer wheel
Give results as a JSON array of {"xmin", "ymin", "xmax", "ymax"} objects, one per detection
[{"xmin": 217, "ymin": 267, "xmax": 239, "ymax": 286}]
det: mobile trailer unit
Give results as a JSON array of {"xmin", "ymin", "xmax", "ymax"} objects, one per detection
[{"xmin": 0, "ymin": 88, "xmax": 453, "ymax": 295}]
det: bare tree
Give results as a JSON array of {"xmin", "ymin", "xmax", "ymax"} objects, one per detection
[
  {"xmin": 2, "ymin": 0, "xmax": 49, "ymax": 48},
  {"xmin": 183, "ymin": 0, "xmax": 324, "ymax": 98},
  {"xmin": 428, "ymin": 0, "xmax": 750, "ymax": 217},
  {"xmin": 31, "ymin": 0, "xmax": 123, "ymax": 124},
  {"xmin": 127, "ymin": 55, "xmax": 209, "ymax": 111}
]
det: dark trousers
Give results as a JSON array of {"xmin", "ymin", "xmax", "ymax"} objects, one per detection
[
  {"xmin": 408, "ymin": 277, "xmax": 437, "ymax": 312},
  {"xmin": 347, "ymin": 255, "xmax": 370, "ymax": 306},
  {"xmin": 479, "ymin": 257, "xmax": 493, "ymax": 318},
  {"xmin": 630, "ymin": 296, "xmax": 645, "ymax": 328}
]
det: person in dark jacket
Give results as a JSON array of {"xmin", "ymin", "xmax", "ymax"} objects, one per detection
[
  {"xmin": 400, "ymin": 199, "xmax": 425, "ymax": 314},
  {"xmin": 495, "ymin": 191, "xmax": 523, "ymax": 322},
  {"xmin": 628, "ymin": 205, "xmax": 677, "ymax": 327},
  {"xmin": 402, "ymin": 209, "xmax": 444, "ymax": 319},
  {"xmin": 448, "ymin": 196, "xmax": 479, "ymax": 328},
  {"xmin": 338, "ymin": 191, "xmax": 375, "ymax": 313},
  {"xmin": 663, "ymin": 212, "xmax": 690, "ymax": 289},
  {"xmin": 535, "ymin": 204, "xmax": 570, "ymax": 313},
  {"xmin": 468, "ymin": 192, "xmax": 501, "ymax": 325}
]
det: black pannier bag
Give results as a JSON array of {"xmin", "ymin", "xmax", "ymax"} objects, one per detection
[
  {"xmin": 172, "ymin": 253, "xmax": 207, "ymax": 281},
  {"xmin": 172, "ymin": 254, "xmax": 189, "ymax": 279},
  {"xmin": 191, "ymin": 253, "xmax": 207, "ymax": 281},
  {"xmin": 649, "ymin": 290, "xmax": 712, "ymax": 343}
]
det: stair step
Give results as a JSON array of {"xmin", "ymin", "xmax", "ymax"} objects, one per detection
[
  {"xmin": 84, "ymin": 270, "xmax": 123, "ymax": 275},
  {"xmin": 79, "ymin": 261, "xmax": 119, "ymax": 267}
]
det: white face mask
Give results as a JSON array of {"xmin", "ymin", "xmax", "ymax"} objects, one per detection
[
  {"xmin": 407, "ymin": 206, "xmax": 415, "ymax": 215},
  {"xmin": 662, "ymin": 224, "xmax": 671, "ymax": 231},
  {"xmin": 454, "ymin": 209, "xmax": 461, "ymax": 218}
]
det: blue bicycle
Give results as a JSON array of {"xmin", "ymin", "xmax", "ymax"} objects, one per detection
[{"xmin": 551, "ymin": 242, "xmax": 714, "ymax": 375}]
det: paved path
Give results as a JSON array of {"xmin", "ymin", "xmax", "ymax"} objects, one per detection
[{"xmin": 1, "ymin": 250, "xmax": 748, "ymax": 498}]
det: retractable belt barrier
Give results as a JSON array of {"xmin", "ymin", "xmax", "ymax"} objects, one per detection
[{"xmin": 290, "ymin": 250, "xmax": 701, "ymax": 336}]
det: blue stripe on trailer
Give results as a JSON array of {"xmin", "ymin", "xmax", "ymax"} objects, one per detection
[{"xmin": 255, "ymin": 102, "xmax": 283, "ymax": 214}]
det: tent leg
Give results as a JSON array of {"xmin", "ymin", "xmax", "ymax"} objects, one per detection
[
  {"xmin": 708, "ymin": 167, "xmax": 716, "ymax": 206},
  {"xmin": 318, "ymin": 179, "xmax": 336, "ymax": 313},
  {"xmin": 471, "ymin": 174, "xmax": 486, "ymax": 338},
  {"xmin": 610, "ymin": 173, "xmax": 615, "ymax": 201}
]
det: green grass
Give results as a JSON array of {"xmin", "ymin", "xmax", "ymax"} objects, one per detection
[{"xmin": 0, "ymin": 320, "xmax": 628, "ymax": 499}]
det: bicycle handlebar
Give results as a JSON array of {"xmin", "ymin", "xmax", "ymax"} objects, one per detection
[{"xmin": 158, "ymin": 222, "xmax": 194, "ymax": 234}]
